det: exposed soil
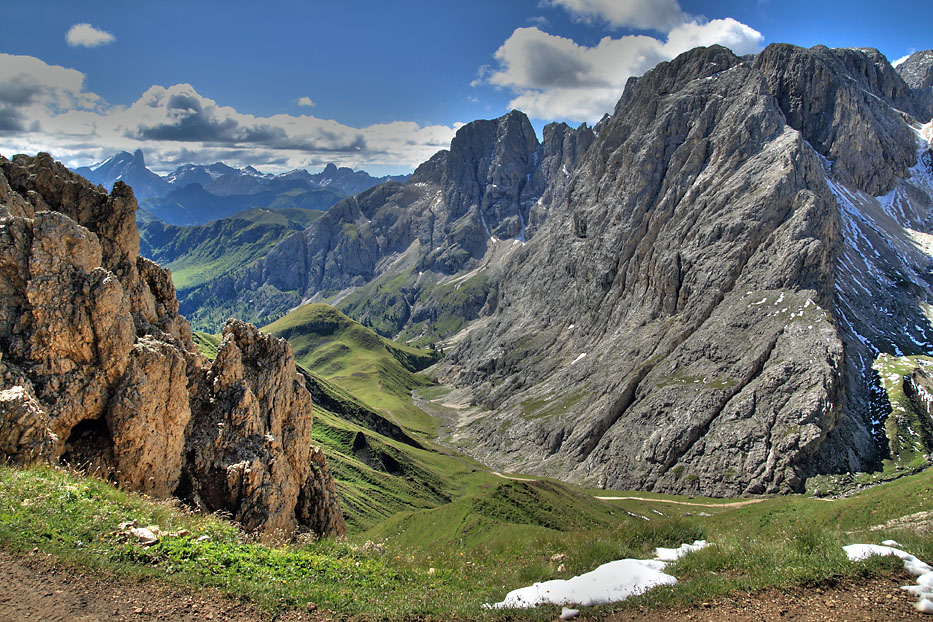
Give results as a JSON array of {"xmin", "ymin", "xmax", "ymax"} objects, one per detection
[
  {"xmin": 606, "ymin": 572, "xmax": 926, "ymax": 621},
  {"xmin": 0, "ymin": 549, "xmax": 322, "ymax": 622},
  {"xmin": 1, "ymin": 548, "xmax": 926, "ymax": 621}
]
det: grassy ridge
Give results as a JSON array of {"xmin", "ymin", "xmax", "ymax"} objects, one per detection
[
  {"xmin": 336, "ymin": 268, "xmax": 491, "ymax": 347},
  {"xmin": 140, "ymin": 207, "xmax": 323, "ymax": 292},
  {"xmin": 263, "ymin": 303, "xmax": 439, "ymax": 436}
]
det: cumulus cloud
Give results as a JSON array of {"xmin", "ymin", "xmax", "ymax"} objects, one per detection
[
  {"xmin": 0, "ymin": 53, "xmax": 457, "ymax": 174},
  {"xmin": 544, "ymin": 0, "xmax": 687, "ymax": 31},
  {"xmin": 66, "ymin": 23, "xmax": 115, "ymax": 48},
  {"xmin": 0, "ymin": 53, "xmax": 101, "ymax": 134},
  {"xmin": 297, "ymin": 96, "xmax": 315, "ymax": 107},
  {"xmin": 482, "ymin": 2, "xmax": 764, "ymax": 122},
  {"xmin": 892, "ymin": 53, "xmax": 912, "ymax": 68}
]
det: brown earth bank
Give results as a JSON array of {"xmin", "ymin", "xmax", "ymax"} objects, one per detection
[
  {"xmin": 606, "ymin": 573, "xmax": 925, "ymax": 621},
  {"xmin": 0, "ymin": 547, "xmax": 926, "ymax": 621},
  {"xmin": 0, "ymin": 549, "xmax": 323, "ymax": 622}
]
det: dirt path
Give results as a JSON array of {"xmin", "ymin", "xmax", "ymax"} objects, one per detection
[
  {"xmin": 607, "ymin": 572, "xmax": 925, "ymax": 621},
  {"xmin": 490, "ymin": 471, "xmax": 538, "ymax": 482},
  {"xmin": 489, "ymin": 469, "xmax": 768, "ymax": 508},
  {"xmin": 594, "ymin": 495, "xmax": 767, "ymax": 509},
  {"xmin": 0, "ymin": 549, "xmax": 320, "ymax": 622},
  {"xmin": 2, "ymin": 548, "xmax": 924, "ymax": 621}
]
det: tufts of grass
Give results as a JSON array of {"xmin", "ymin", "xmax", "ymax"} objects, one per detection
[{"xmin": 6, "ymin": 463, "xmax": 933, "ymax": 619}]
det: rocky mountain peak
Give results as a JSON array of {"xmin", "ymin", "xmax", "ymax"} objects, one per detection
[
  {"xmin": 755, "ymin": 43, "xmax": 920, "ymax": 195},
  {"xmin": 437, "ymin": 43, "xmax": 933, "ymax": 496},
  {"xmin": 897, "ymin": 50, "xmax": 933, "ymax": 90},
  {"xmin": 443, "ymin": 110, "xmax": 539, "ymax": 229},
  {"xmin": 897, "ymin": 49, "xmax": 933, "ymax": 120}
]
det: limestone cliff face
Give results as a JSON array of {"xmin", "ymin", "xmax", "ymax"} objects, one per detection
[
  {"xmin": 897, "ymin": 50, "xmax": 933, "ymax": 119},
  {"xmin": 180, "ymin": 112, "xmax": 594, "ymax": 331},
  {"xmin": 439, "ymin": 44, "xmax": 933, "ymax": 495},
  {"xmin": 0, "ymin": 153, "xmax": 344, "ymax": 538}
]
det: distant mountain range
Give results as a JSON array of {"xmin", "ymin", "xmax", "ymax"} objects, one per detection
[{"xmin": 75, "ymin": 149, "xmax": 409, "ymax": 225}]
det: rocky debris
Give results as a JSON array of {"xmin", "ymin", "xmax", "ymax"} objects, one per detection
[
  {"xmin": 114, "ymin": 520, "xmax": 193, "ymax": 546},
  {"xmin": 0, "ymin": 153, "xmax": 344, "ymax": 538},
  {"xmin": 438, "ymin": 44, "xmax": 933, "ymax": 495}
]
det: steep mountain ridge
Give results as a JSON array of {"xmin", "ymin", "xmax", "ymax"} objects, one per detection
[
  {"xmin": 75, "ymin": 149, "xmax": 172, "ymax": 200},
  {"xmin": 437, "ymin": 44, "xmax": 933, "ymax": 495},
  {"xmin": 177, "ymin": 112, "xmax": 593, "ymax": 334}
]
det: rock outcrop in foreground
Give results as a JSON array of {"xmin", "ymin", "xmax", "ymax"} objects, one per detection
[{"xmin": 0, "ymin": 153, "xmax": 345, "ymax": 538}]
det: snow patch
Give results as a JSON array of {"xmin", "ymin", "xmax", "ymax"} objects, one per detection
[
  {"xmin": 570, "ymin": 353, "xmax": 587, "ymax": 365},
  {"xmin": 844, "ymin": 543, "xmax": 933, "ymax": 613},
  {"xmin": 485, "ymin": 541, "xmax": 708, "ymax": 609}
]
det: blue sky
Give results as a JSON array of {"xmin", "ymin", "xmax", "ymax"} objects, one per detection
[{"xmin": 0, "ymin": 0, "xmax": 927, "ymax": 176}]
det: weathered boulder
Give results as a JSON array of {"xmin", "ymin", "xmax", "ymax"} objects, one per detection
[{"xmin": 0, "ymin": 384, "xmax": 55, "ymax": 463}]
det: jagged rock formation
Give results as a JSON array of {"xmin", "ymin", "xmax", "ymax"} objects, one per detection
[
  {"xmin": 0, "ymin": 153, "xmax": 344, "ymax": 538},
  {"xmin": 437, "ymin": 44, "xmax": 933, "ymax": 495},
  {"xmin": 177, "ymin": 111, "xmax": 594, "ymax": 333},
  {"xmin": 898, "ymin": 50, "xmax": 933, "ymax": 118},
  {"xmin": 184, "ymin": 319, "xmax": 344, "ymax": 536}
]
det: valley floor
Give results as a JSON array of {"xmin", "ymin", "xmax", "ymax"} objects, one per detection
[{"xmin": 1, "ymin": 547, "xmax": 923, "ymax": 621}]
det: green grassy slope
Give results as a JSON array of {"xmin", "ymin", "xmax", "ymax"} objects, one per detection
[
  {"xmin": 262, "ymin": 303, "xmax": 439, "ymax": 436},
  {"xmin": 140, "ymin": 207, "xmax": 323, "ymax": 292},
  {"xmin": 5, "ymin": 462, "xmax": 930, "ymax": 619},
  {"xmin": 336, "ymin": 267, "xmax": 491, "ymax": 347}
]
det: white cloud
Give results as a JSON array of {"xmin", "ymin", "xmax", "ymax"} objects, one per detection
[
  {"xmin": 544, "ymin": 0, "xmax": 687, "ymax": 31},
  {"xmin": 66, "ymin": 23, "xmax": 115, "ymax": 48},
  {"xmin": 0, "ymin": 53, "xmax": 101, "ymax": 133},
  {"xmin": 0, "ymin": 53, "xmax": 458, "ymax": 175},
  {"xmin": 483, "ymin": 14, "xmax": 763, "ymax": 122},
  {"xmin": 297, "ymin": 96, "xmax": 315, "ymax": 107},
  {"xmin": 663, "ymin": 18, "xmax": 762, "ymax": 56},
  {"xmin": 892, "ymin": 54, "xmax": 912, "ymax": 68}
]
